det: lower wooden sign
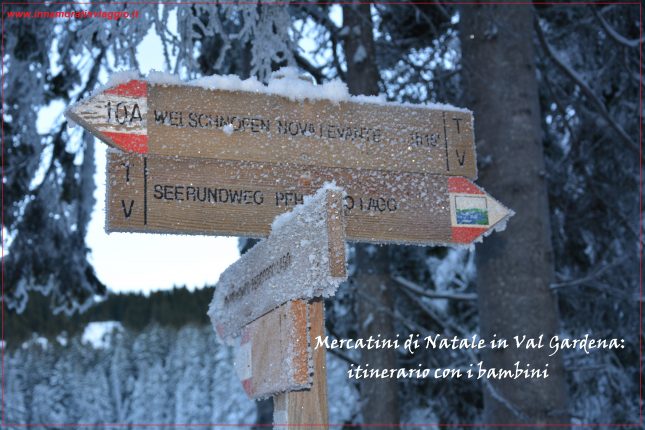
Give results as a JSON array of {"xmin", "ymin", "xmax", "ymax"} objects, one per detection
[
  {"xmin": 107, "ymin": 151, "xmax": 512, "ymax": 245},
  {"xmin": 234, "ymin": 300, "xmax": 311, "ymax": 399}
]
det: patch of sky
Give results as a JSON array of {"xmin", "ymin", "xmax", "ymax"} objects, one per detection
[
  {"xmin": 136, "ymin": 24, "xmax": 167, "ymax": 74},
  {"xmin": 290, "ymin": 17, "xmax": 331, "ymax": 81},
  {"xmin": 451, "ymin": 11, "xmax": 460, "ymax": 25},
  {"xmin": 329, "ymin": 4, "xmax": 342, "ymax": 27},
  {"xmin": 81, "ymin": 321, "xmax": 123, "ymax": 349},
  {"xmin": 65, "ymin": 48, "xmax": 96, "ymax": 102}
]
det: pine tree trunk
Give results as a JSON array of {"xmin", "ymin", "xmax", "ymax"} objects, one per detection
[
  {"xmin": 459, "ymin": 5, "xmax": 570, "ymax": 427},
  {"xmin": 343, "ymin": 3, "xmax": 400, "ymax": 426}
]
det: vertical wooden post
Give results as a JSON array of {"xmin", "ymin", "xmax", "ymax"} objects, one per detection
[
  {"xmin": 273, "ymin": 190, "xmax": 345, "ymax": 429},
  {"xmin": 273, "ymin": 299, "xmax": 328, "ymax": 429}
]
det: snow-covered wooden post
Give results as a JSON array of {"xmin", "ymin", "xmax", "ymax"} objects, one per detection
[{"xmin": 208, "ymin": 186, "xmax": 346, "ymax": 428}]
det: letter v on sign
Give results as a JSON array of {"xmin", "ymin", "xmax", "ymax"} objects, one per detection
[{"xmin": 65, "ymin": 76, "xmax": 477, "ymax": 177}]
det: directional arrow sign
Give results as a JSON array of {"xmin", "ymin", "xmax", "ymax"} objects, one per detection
[
  {"xmin": 107, "ymin": 151, "xmax": 512, "ymax": 246},
  {"xmin": 208, "ymin": 186, "xmax": 346, "ymax": 341},
  {"xmin": 67, "ymin": 79, "xmax": 476, "ymax": 177}
]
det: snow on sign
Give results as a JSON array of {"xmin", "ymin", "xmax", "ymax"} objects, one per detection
[
  {"xmin": 107, "ymin": 152, "xmax": 512, "ymax": 246},
  {"xmin": 208, "ymin": 186, "xmax": 346, "ymax": 342},
  {"xmin": 65, "ymin": 73, "xmax": 476, "ymax": 177}
]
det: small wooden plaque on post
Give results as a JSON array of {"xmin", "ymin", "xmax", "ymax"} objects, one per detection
[{"xmin": 234, "ymin": 300, "xmax": 311, "ymax": 399}]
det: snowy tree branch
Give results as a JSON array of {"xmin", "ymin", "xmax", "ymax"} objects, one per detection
[
  {"xmin": 294, "ymin": 52, "xmax": 325, "ymax": 84},
  {"xmin": 396, "ymin": 287, "xmax": 529, "ymax": 421},
  {"xmin": 534, "ymin": 18, "xmax": 639, "ymax": 155},
  {"xmin": 397, "ymin": 285, "xmax": 471, "ymax": 339},
  {"xmin": 327, "ymin": 344, "xmax": 360, "ymax": 367},
  {"xmin": 359, "ymin": 283, "xmax": 528, "ymax": 421},
  {"xmin": 423, "ymin": 2, "xmax": 450, "ymax": 21},
  {"xmin": 356, "ymin": 290, "xmax": 428, "ymax": 336},
  {"xmin": 325, "ymin": 324, "xmax": 360, "ymax": 366},
  {"xmin": 539, "ymin": 68, "xmax": 576, "ymax": 144},
  {"xmin": 551, "ymin": 256, "xmax": 629, "ymax": 290},
  {"xmin": 398, "ymin": 288, "xmax": 516, "ymax": 419},
  {"xmin": 592, "ymin": 7, "xmax": 643, "ymax": 49},
  {"xmin": 36, "ymin": 48, "xmax": 106, "ymax": 194},
  {"xmin": 480, "ymin": 378, "xmax": 530, "ymax": 421},
  {"xmin": 297, "ymin": 4, "xmax": 346, "ymax": 81},
  {"xmin": 392, "ymin": 275, "xmax": 477, "ymax": 301}
]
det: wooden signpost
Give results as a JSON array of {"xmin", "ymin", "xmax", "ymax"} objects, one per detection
[
  {"xmin": 65, "ymin": 79, "xmax": 476, "ymax": 177},
  {"xmin": 106, "ymin": 151, "xmax": 511, "ymax": 246},
  {"xmin": 66, "ymin": 72, "xmax": 514, "ymax": 428},
  {"xmin": 208, "ymin": 187, "xmax": 346, "ymax": 427}
]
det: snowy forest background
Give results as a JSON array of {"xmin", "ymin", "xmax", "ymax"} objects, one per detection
[{"xmin": 2, "ymin": 1, "xmax": 642, "ymax": 428}]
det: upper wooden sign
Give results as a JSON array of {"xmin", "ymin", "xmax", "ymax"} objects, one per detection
[
  {"xmin": 107, "ymin": 151, "xmax": 512, "ymax": 246},
  {"xmin": 66, "ymin": 78, "xmax": 476, "ymax": 177}
]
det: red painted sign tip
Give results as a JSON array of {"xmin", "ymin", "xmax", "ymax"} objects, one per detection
[
  {"xmin": 104, "ymin": 79, "xmax": 148, "ymax": 98},
  {"xmin": 103, "ymin": 132, "xmax": 149, "ymax": 154}
]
